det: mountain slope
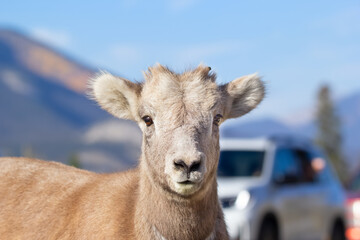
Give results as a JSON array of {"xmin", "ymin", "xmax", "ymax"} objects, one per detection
[
  {"xmin": 0, "ymin": 29, "xmax": 93, "ymax": 93},
  {"xmin": 0, "ymin": 28, "xmax": 140, "ymax": 169},
  {"xmin": 0, "ymin": 29, "xmax": 108, "ymax": 139}
]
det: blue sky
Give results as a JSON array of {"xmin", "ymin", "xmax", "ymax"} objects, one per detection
[{"xmin": 1, "ymin": 0, "xmax": 359, "ymax": 123}]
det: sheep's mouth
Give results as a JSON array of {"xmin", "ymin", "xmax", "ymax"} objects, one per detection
[{"xmin": 178, "ymin": 180, "xmax": 194, "ymax": 185}]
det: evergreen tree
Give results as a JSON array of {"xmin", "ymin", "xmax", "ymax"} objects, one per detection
[
  {"xmin": 315, "ymin": 84, "xmax": 347, "ymax": 183},
  {"xmin": 68, "ymin": 153, "xmax": 81, "ymax": 169},
  {"xmin": 22, "ymin": 146, "xmax": 36, "ymax": 158}
]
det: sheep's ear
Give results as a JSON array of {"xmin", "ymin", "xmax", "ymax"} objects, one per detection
[
  {"xmin": 89, "ymin": 72, "xmax": 142, "ymax": 121},
  {"xmin": 221, "ymin": 73, "xmax": 265, "ymax": 119}
]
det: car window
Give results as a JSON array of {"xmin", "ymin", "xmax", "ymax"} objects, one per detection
[
  {"xmin": 272, "ymin": 148, "xmax": 302, "ymax": 184},
  {"xmin": 218, "ymin": 150, "xmax": 265, "ymax": 177},
  {"xmin": 294, "ymin": 149, "xmax": 317, "ymax": 183},
  {"xmin": 273, "ymin": 148, "xmax": 320, "ymax": 184}
]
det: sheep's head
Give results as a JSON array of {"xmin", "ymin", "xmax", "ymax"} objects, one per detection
[{"xmin": 90, "ymin": 64, "xmax": 265, "ymax": 198}]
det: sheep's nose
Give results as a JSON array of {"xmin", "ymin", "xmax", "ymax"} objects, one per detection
[{"xmin": 174, "ymin": 159, "xmax": 202, "ymax": 176}]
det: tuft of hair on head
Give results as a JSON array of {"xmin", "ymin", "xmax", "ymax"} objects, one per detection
[
  {"xmin": 143, "ymin": 63, "xmax": 176, "ymax": 81},
  {"xmin": 192, "ymin": 63, "xmax": 216, "ymax": 82}
]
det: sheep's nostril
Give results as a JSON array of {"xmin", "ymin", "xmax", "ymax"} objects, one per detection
[
  {"xmin": 174, "ymin": 160, "xmax": 188, "ymax": 171},
  {"xmin": 189, "ymin": 161, "xmax": 201, "ymax": 172}
]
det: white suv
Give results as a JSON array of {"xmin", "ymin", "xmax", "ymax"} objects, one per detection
[{"xmin": 217, "ymin": 137, "xmax": 346, "ymax": 240}]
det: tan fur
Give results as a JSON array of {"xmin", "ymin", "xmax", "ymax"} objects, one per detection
[{"xmin": 0, "ymin": 64, "xmax": 265, "ymax": 240}]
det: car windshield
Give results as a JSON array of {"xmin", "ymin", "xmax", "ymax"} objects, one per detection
[{"xmin": 217, "ymin": 150, "xmax": 265, "ymax": 177}]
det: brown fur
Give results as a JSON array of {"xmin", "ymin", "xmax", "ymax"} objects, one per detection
[{"xmin": 0, "ymin": 64, "xmax": 265, "ymax": 239}]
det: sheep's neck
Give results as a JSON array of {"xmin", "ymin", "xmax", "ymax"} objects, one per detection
[{"xmin": 136, "ymin": 163, "xmax": 219, "ymax": 240}]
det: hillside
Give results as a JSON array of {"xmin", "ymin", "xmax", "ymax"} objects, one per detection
[
  {"xmin": 0, "ymin": 29, "xmax": 140, "ymax": 170},
  {"xmin": 0, "ymin": 29, "xmax": 92, "ymax": 93}
]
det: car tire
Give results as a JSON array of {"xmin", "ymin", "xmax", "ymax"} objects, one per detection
[
  {"xmin": 258, "ymin": 219, "xmax": 279, "ymax": 240},
  {"xmin": 330, "ymin": 221, "xmax": 345, "ymax": 240}
]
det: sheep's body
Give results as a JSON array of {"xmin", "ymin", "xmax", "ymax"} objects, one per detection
[
  {"xmin": 0, "ymin": 157, "xmax": 138, "ymax": 239},
  {"xmin": 0, "ymin": 64, "xmax": 265, "ymax": 239},
  {"xmin": 0, "ymin": 157, "xmax": 225, "ymax": 239}
]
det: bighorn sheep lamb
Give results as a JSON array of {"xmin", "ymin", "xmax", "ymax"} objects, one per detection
[{"xmin": 0, "ymin": 64, "xmax": 265, "ymax": 239}]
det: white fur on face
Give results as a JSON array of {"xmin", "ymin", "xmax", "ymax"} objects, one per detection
[{"xmin": 162, "ymin": 126, "xmax": 208, "ymax": 195}]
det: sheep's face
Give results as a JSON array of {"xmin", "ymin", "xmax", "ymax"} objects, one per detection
[
  {"xmin": 90, "ymin": 64, "xmax": 265, "ymax": 198},
  {"xmin": 139, "ymin": 66, "xmax": 222, "ymax": 197}
]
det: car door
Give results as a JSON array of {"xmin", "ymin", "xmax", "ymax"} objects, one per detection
[
  {"xmin": 271, "ymin": 148, "xmax": 314, "ymax": 240},
  {"xmin": 293, "ymin": 148, "xmax": 329, "ymax": 239}
]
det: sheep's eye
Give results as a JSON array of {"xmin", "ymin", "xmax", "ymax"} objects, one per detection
[
  {"xmin": 142, "ymin": 116, "xmax": 153, "ymax": 126},
  {"xmin": 213, "ymin": 114, "xmax": 223, "ymax": 126}
]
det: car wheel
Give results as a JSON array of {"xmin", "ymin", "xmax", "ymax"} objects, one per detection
[
  {"xmin": 330, "ymin": 221, "xmax": 345, "ymax": 240},
  {"xmin": 258, "ymin": 219, "xmax": 279, "ymax": 240}
]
